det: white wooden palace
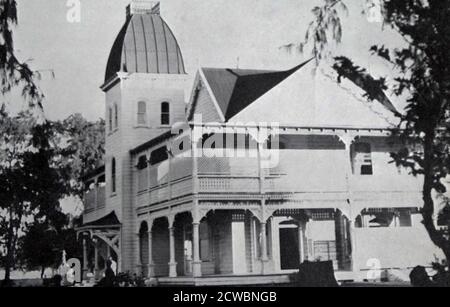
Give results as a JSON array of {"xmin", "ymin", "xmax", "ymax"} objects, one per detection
[{"xmin": 76, "ymin": 1, "xmax": 442, "ymax": 285}]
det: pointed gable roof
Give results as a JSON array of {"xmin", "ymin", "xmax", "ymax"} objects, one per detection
[{"xmin": 199, "ymin": 59, "xmax": 312, "ymax": 121}]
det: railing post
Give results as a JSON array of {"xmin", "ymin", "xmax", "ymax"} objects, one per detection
[
  {"xmin": 192, "ymin": 203, "xmax": 203, "ymax": 277},
  {"xmin": 192, "ymin": 220, "xmax": 201, "ymax": 277},
  {"xmin": 168, "ymin": 148, "xmax": 172, "ymax": 200},
  {"xmin": 191, "ymin": 127, "xmax": 199, "ymax": 194},
  {"xmin": 94, "ymin": 178, "xmax": 99, "ymax": 209},
  {"xmin": 257, "ymin": 140, "xmax": 265, "ymax": 195},
  {"xmin": 338, "ymin": 133, "xmax": 358, "ymax": 276},
  {"xmin": 82, "ymin": 236, "xmax": 88, "ymax": 276},
  {"xmin": 94, "ymin": 239, "xmax": 99, "ymax": 279}
]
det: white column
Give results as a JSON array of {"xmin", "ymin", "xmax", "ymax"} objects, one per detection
[
  {"xmin": 168, "ymin": 216, "xmax": 177, "ymax": 278},
  {"xmin": 148, "ymin": 230, "xmax": 155, "ymax": 278},
  {"xmin": 191, "ymin": 131, "xmax": 199, "ymax": 195},
  {"xmin": 94, "ymin": 240, "xmax": 99, "ymax": 274},
  {"xmin": 135, "ymin": 233, "xmax": 141, "ymax": 275},
  {"xmin": 82, "ymin": 237, "xmax": 88, "ymax": 272},
  {"xmin": 338, "ymin": 133, "xmax": 358, "ymax": 275},
  {"xmin": 192, "ymin": 221, "xmax": 202, "ymax": 277},
  {"xmin": 298, "ymin": 223, "xmax": 305, "ymax": 264},
  {"xmin": 260, "ymin": 220, "xmax": 269, "ymax": 274}
]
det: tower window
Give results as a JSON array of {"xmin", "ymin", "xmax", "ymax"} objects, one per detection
[
  {"xmin": 137, "ymin": 101, "xmax": 147, "ymax": 125},
  {"xmin": 352, "ymin": 143, "xmax": 373, "ymax": 175},
  {"xmin": 161, "ymin": 102, "xmax": 170, "ymax": 125},
  {"xmin": 114, "ymin": 104, "xmax": 119, "ymax": 129},
  {"xmin": 108, "ymin": 107, "xmax": 113, "ymax": 132},
  {"xmin": 111, "ymin": 158, "xmax": 116, "ymax": 194}
]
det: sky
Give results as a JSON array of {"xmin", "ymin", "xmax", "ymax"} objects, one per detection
[
  {"xmin": 10, "ymin": 0, "xmax": 403, "ymax": 122},
  {"xmin": 8, "ymin": 0, "xmax": 404, "ymax": 215}
]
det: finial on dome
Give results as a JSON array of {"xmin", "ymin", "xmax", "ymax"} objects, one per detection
[{"xmin": 126, "ymin": 0, "xmax": 160, "ymax": 17}]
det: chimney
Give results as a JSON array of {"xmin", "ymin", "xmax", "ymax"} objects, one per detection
[{"xmin": 126, "ymin": 0, "xmax": 160, "ymax": 18}]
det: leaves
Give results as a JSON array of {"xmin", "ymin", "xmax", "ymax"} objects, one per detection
[
  {"xmin": 293, "ymin": 0, "xmax": 450, "ymax": 262},
  {"xmin": 0, "ymin": 0, "xmax": 44, "ymax": 109},
  {"xmin": 0, "ymin": 111, "xmax": 104, "ymax": 278},
  {"xmin": 282, "ymin": 0, "xmax": 347, "ymax": 61},
  {"xmin": 332, "ymin": 56, "xmax": 399, "ymax": 115}
]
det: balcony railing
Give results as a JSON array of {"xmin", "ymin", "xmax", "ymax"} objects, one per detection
[{"xmin": 136, "ymin": 151, "xmax": 423, "ymax": 207}]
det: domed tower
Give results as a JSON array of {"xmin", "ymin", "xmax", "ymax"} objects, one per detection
[{"xmin": 100, "ymin": 0, "xmax": 188, "ymax": 272}]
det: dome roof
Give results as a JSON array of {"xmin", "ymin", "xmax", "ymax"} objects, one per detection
[{"xmin": 105, "ymin": 12, "xmax": 186, "ymax": 82}]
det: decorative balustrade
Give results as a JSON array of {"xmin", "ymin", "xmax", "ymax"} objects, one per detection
[
  {"xmin": 136, "ymin": 151, "xmax": 423, "ymax": 207},
  {"xmin": 198, "ymin": 176, "xmax": 259, "ymax": 193}
]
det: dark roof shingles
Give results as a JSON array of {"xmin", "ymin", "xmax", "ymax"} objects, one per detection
[{"xmin": 201, "ymin": 60, "xmax": 312, "ymax": 121}]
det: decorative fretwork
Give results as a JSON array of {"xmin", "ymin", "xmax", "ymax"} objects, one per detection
[
  {"xmin": 198, "ymin": 177, "xmax": 259, "ymax": 193},
  {"xmin": 309, "ymin": 209, "xmax": 335, "ymax": 221}
]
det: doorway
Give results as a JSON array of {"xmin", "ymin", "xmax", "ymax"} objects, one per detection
[{"xmin": 279, "ymin": 225, "xmax": 300, "ymax": 270}]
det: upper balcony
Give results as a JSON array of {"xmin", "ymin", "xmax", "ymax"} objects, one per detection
[
  {"xmin": 83, "ymin": 167, "xmax": 106, "ymax": 213},
  {"xmin": 135, "ymin": 145, "xmax": 423, "ymax": 208}
]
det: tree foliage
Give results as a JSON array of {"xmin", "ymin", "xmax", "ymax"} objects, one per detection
[
  {"xmin": 0, "ymin": 111, "xmax": 104, "ymax": 281},
  {"xmin": 0, "ymin": 110, "xmax": 72, "ymax": 281},
  {"xmin": 18, "ymin": 221, "xmax": 81, "ymax": 278},
  {"xmin": 58, "ymin": 114, "xmax": 105, "ymax": 198},
  {"xmin": 296, "ymin": 0, "xmax": 450, "ymax": 265},
  {"xmin": 0, "ymin": 0, "xmax": 44, "ymax": 108}
]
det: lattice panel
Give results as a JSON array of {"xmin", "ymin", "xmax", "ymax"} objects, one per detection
[
  {"xmin": 199, "ymin": 177, "xmax": 259, "ymax": 192},
  {"xmin": 310, "ymin": 210, "xmax": 335, "ymax": 221}
]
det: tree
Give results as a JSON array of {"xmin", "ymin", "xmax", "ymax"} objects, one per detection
[
  {"xmin": 18, "ymin": 222, "xmax": 60, "ymax": 278},
  {"xmin": 0, "ymin": 110, "xmax": 72, "ymax": 282},
  {"xmin": 1, "ymin": 0, "xmax": 44, "ymax": 109},
  {"xmin": 18, "ymin": 217, "xmax": 82, "ymax": 279},
  {"xmin": 58, "ymin": 114, "xmax": 105, "ymax": 198},
  {"xmin": 292, "ymin": 0, "xmax": 450, "ymax": 266},
  {"xmin": 0, "ymin": 111, "xmax": 104, "ymax": 282}
]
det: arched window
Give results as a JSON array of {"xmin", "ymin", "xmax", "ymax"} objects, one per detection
[
  {"xmin": 161, "ymin": 102, "xmax": 170, "ymax": 125},
  {"xmin": 111, "ymin": 158, "xmax": 116, "ymax": 193},
  {"xmin": 108, "ymin": 107, "xmax": 113, "ymax": 132},
  {"xmin": 137, "ymin": 101, "xmax": 147, "ymax": 125},
  {"xmin": 114, "ymin": 104, "xmax": 119, "ymax": 129}
]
